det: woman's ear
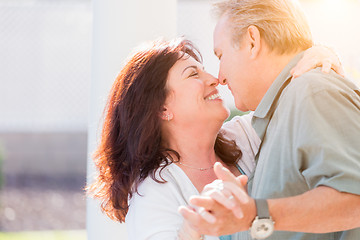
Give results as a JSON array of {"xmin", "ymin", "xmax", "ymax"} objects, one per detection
[
  {"xmin": 160, "ymin": 107, "xmax": 173, "ymax": 121},
  {"xmin": 246, "ymin": 25, "xmax": 261, "ymax": 59}
]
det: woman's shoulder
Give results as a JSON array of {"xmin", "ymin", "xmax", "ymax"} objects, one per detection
[
  {"xmin": 222, "ymin": 112, "xmax": 253, "ymax": 132},
  {"xmin": 125, "ymin": 163, "xmax": 196, "ymax": 239},
  {"xmin": 127, "ymin": 162, "xmax": 197, "ymax": 214},
  {"xmin": 131, "ymin": 164, "xmax": 178, "ymax": 199},
  {"xmin": 221, "ymin": 112, "xmax": 260, "ymax": 147},
  {"xmin": 221, "ymin": 112, "xmax": 261, "ymax": 175}
]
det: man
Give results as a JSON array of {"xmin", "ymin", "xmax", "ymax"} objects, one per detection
[{"xmin": 179, "ymin": 0, "xmax": 360, "ymax": 239}]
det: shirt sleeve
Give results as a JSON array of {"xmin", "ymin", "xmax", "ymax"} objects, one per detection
[
  {"xmin": 125, "ymin": 175, "xmax": 184, "ymax": 240},
  {"xmin": 295, "ymin": 81, "xmax": 360, "ymax": 195},
  {"xmin": 125, "ymin": 170, "xmax": 220, "ymax": 240},
  {"xmin": 221, "ymin": 112, "xmax": 261, "ymax": 176}
]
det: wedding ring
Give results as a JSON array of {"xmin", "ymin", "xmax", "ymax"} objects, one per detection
[{"xmin": 198, "ymin": 207, "xmax": 207, "ymax": 217}]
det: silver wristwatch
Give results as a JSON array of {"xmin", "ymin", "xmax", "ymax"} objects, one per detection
[{"xmin": 249, "ymin": 199, "xmax": 275, "ymax": 239}]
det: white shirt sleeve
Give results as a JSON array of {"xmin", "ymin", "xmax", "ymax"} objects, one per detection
[
  {"xmin": 220, "ymin": 112, "xmax": 261, "ymax": 176},
  {"xmin": 125, "ymin": 166, "xmax": 220, "ymax": 240},
  {"xmin": 126, "ymin": 174, "xmax": 183, "ymax": 240}
]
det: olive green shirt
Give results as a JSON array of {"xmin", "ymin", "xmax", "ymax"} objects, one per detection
[{"xmin": 246, "ymin": 52, "xmax": 360, "ymax": 240}]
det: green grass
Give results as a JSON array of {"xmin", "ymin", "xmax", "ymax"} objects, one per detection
[{"xmin": 0, "ymin": 230, "xmax": 86, "ymax": 240}]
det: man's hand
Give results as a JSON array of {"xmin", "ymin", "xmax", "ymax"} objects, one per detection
[{"xmin": 178, "ymin": 163, "xmax": 256, "ymax": 236}]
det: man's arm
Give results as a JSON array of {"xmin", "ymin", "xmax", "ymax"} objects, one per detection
[
  {"xmin": 179, "ymin": 163, "xmax": 360, "ymax": 236},
  {"xmin": 269, "ymin": 185, "xmax": 360, "ymax": 233}
]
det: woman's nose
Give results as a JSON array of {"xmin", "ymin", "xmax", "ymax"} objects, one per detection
[{"xmin": 205, "ymin": 73, "xmax": 220, "ymax": 87}]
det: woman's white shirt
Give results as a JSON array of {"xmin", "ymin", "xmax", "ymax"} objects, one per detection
[
  {"xmin": 219, "ymin": 112, "xmax": 260, "ymax": 176},
  {"xmin": 125, "ymin": 113, "xmax": 261, "ymax": 240}
]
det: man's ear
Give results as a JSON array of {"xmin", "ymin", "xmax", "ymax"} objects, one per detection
[
  {"xmin": 160, "ymin": 107, "xmax": 173, "ymax": 121},
  {"xmin": 246, "ymin": 25, "xmax": 262, "ymax": 59}
]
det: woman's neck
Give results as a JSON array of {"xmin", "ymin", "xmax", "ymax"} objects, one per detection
[
  {"xmin": 163, "ymin": 121, "xmax": 241, "ymax": 193},
  {"xmin": 165, "ymin": 122, "xmax": 220, "ymax": 168}
]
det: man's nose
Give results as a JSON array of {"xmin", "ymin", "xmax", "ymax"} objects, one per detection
[{"xmin": 218, "ymin": 72, "xmax": 227, "ymax": 85}]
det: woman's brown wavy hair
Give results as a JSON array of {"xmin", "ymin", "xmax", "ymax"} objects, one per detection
[{"xmin": 87, "ymin": 38, "xmax": 242, "ymax": 222}]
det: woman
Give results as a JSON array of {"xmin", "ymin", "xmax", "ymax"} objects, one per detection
[{"xmin": 87, "ymin": 38, "xmax": 342, "ymax": 239}]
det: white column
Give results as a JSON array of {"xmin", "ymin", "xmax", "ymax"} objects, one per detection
[{"xmin": 87, "ymin": 1, "xmax": 177, "ymax": 239}]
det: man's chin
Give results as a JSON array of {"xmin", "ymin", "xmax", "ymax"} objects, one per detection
[{"xmin": 235, "ymin": 102, "xmax": 250, "ymax": 112}]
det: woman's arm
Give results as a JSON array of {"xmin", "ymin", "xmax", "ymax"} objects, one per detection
[{"xmin": 291, "ymin": 45, "xmax": 344, "ymax": 78}]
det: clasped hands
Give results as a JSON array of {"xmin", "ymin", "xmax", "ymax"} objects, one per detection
[{"xmin": 178, "ymin": 162, "xmax": 257, "ymax": 236}]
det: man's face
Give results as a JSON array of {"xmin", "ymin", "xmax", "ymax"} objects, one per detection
[{"xmin": 213, "ymin": 15, "xmax": 257, "ymax": 112}]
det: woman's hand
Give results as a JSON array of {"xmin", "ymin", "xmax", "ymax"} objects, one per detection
[{"xmin": 291, "ymin": 45, "xmax": 345, "ymax": 78}]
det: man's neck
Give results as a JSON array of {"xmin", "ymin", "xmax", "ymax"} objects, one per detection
[{"xmin": 253, "ymin": 50, "xmax": 302, "ymax": 109}]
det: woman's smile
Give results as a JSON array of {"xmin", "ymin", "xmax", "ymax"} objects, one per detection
[{"xmin": 204, "ymin": 90, "xmax": 222, "ymax": 101}]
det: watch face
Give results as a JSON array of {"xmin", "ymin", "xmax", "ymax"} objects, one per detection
[{"xmin": 250, "ymin": 218, "xmax": 274, "ymax": 239}]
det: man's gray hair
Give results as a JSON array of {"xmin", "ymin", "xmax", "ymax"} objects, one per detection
[{"xmin": 213, "ymin": 0, "xmax": 313, "ymax": 54}]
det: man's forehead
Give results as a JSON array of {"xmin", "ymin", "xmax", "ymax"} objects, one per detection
[
  {"xmin": 213, "ymin": 15, "xmax": 230, "ymax": 53},
  {"xmin": 215, "ymin": 13, "xmax": 231, "ymax": 32}
]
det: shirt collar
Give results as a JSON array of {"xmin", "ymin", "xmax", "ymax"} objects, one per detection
[
  {"xmin": 253, "ymin": 51, "xmax": 305, "ymax": 119},
  {"xmin": 251, "ymin": 51, "xmax": 305, "ymax": 140}
]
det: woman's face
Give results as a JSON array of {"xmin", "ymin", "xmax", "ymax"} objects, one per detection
[{"xmin": 164, "ymin": 54, "xmax": 229, "ymax": 125}]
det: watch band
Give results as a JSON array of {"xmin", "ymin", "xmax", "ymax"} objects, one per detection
[
  {"xmin": 255, "ymin": 199, "xmax": 270, "ymax": 219},
  {"xmin": 251, "ymin": 199, "xmax": 275, "ymax": 239}
]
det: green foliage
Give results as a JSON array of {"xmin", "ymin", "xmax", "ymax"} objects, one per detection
[
  {"xmin": 0, "ymin": 230, "xmax": 86, "ymax": 240},
  {"xmin": 226, "ymin": 108, "xmax": 250, "ymax": 122}
]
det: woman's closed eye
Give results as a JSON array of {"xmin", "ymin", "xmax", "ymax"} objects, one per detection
[{"xmin": 188, "ymin": 70, "xmax": 199, "ymax": 78}]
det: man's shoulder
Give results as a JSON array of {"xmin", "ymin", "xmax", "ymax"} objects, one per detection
[{"xmin": 285, "ymin": 68, "xmax": 358, "ymax": 99}]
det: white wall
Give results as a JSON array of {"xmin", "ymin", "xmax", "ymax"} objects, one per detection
[{"xmin": 0, "ymin": 0, "xmax": 91, "ymax": 132}]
